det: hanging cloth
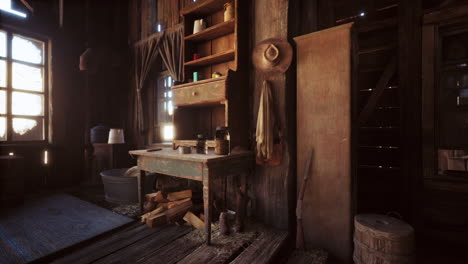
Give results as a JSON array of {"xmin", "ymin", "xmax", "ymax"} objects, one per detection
[
  {"xmin": 158, "ymin": 24, "xmax": 184, "ymax": 82},
  {"xmin": 256, "ymin": 80, "xmax": 275, "ymax": 161},
  {"xmin": 133, "ymin": 32, "xmax": 163, "ymax": 135}
]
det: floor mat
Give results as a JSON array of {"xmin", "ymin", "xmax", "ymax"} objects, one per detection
[{"xmin": 0, "ymin": 193, "xmax": 133, "ymax": 264}]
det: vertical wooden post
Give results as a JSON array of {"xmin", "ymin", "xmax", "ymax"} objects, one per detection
[
  {"xmin": 203, "ymin": 165, "xmax": 212, "ymax": 245},
  {"xmin": 398, "ymin": 0, "xmax": 422, "ymax": 223},
  {"xmin": 139, "ymin": 170, "xmax": 146, "ymax": 212}
]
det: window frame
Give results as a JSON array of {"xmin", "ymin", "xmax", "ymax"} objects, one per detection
[
  {"xmin": 0, "ymin": 26, "xmax": 50, "ymax": 144},
  {"xmin": 152, "ymin": 71, "xmax": 174, "ymax": 143}
]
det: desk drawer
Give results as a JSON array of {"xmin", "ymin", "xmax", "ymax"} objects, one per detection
[{"xmin": 173, "ymin": 79, "xmax": 226, "ymax": 106}]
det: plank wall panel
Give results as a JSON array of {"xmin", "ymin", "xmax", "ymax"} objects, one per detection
[{"xmin": 294, "ymin": 23, "xmax": 353, "ymax": 263}]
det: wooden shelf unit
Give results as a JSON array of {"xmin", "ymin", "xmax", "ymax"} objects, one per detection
[
  {"xmin": 182, "ymin": 0, "xmax": 238, "ymax": 82},
  {"xmin": 173, "ymin": 0, "xmax": 247, "ymax": 150},
  {"xmin": 184, "ymin": 19, "xmax": 235, "ymax": 42},
  {"xmin": 184, "ymin": 49, "xmax": 235, "ymax": 67}
]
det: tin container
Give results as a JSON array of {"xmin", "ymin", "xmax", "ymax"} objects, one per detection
[{"xmin": 179, "ymin": 146, "xmax": 191, "ymax": 154}]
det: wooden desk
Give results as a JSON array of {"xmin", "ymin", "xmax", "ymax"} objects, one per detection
[{"xmin": 129, "ymin": 148, "xmax": 254, "ymax": 245}]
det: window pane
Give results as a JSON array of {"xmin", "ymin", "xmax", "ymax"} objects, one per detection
[
  {"xmin": 0, "ymin": 90, "xmax": 5, "ymax": 114},
  {"xmin": 0, "ymin": 116, "xmax": 5, "ymax": 141},
  {"xmin": 12, "ymin": 62, "xmax": 43, "ymax": 91},
  {"xmin": 0, "ymin": 59, "xmax": 5, "ymax": 87},
  {"xmin": 12, "ymin": 35, "xmax": 44, "ymax": 64},
  {"xmin": 12, "ymin": 92, "xmax": 43, "ymax": 116},
  {"xmin": 0, "ymin": 31, "xmax": 5, "ymax": 57},
  {"xmin": 12, "ymin": 117, "xmax": 44, "ymax": 141}
]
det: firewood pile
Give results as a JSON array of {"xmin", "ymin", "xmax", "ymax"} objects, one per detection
[{"xmin": 141, "ymin": 190, "xmax": 205, "ymax": 229}]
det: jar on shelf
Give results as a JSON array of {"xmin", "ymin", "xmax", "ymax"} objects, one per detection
[
  {"xmin": 224, "ymin": 2, "xmax": 234, "ymax": 22},
  {"xmin": 215, "ymin": 126, "xmax": 230, "ymax": 155},
  {"xmin": 196, "ymin": 134, "xmax": 208, "ymax": 154}
]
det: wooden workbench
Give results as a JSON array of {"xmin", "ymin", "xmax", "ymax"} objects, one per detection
[{"xmin": 129, "ymin": 148, "xmax": 254, "ymax": 245}]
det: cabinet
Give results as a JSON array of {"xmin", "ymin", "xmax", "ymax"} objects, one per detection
[
  {"xmin": 172, "ymin": 0, "xmax": 248, "ymax": 150},
  {"xmin": 422, "ymin": 5, "xmax": 468, "ymax": 248}
]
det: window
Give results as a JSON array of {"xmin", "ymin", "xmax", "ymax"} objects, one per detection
[
  {"xmin": 0, "ymin": 30, "xmax": 48, "ymax": 142},
  {"xmin": 0, "ymin": 0, "xmax": 27, "ymax": 18},
  {"xmin": 155, "ymin": 75, "xmax": 174, "ymax": 142}
]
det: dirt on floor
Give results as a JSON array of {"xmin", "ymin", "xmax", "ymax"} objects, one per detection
[{"xmin": 65, "ymin": 185, "xmax": 140, "ymax": 219}]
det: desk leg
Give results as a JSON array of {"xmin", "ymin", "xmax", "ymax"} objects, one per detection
[
  {"xmin": 203, "ymin": 176, "xmax": 212, "ymax": 245},
  {"xmin": 138, "ymin": 170, "xmax": 146, "ymax": 213}
]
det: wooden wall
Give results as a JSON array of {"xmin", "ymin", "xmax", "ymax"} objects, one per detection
[
  {"xmin": 249, "ymin": 0, "xmax": 295, "ymax": 229},
  {"xmin": 127, "ymin": 0, "xmax": 300, "ymax": 230},
  {"xmin": 0, "ymin": 0, "xmax": 131, "ymax": 188},
  {"xmin": 0, "ymin": 1, "xmax": 86, "ymax": 188}
]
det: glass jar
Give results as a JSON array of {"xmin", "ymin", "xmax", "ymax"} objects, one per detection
[
  {"xmin": 196, "ymin": 134, "xmax": 208, "ymax": 154},
  {"xmin": 215, "ymin": 126, "xmax": 230, "ymax": 155}
]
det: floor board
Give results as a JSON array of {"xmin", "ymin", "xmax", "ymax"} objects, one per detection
[
  {"xmin": 93, "ymin": 225, "xmax": 191, "ymax": 264},
  {"xmin": 137, "ymin": 230, "xmax": 205, "ymax": 264},
  {"xmin": 230, "ymin": 230, "xmax": 289, "ymax": 264},
  {"xmin": 47, "ymin": 222, "xmax": 289, "ymax": 264},
  {"xmin": 177, "ymin": 230, "xmax": 257, "ymax": 264},
  {"xmin": 51, "ymin": 222, "xmax": 155, "ymax": 264}
]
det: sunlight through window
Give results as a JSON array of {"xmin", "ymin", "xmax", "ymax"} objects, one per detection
[
  {"xmin": 0, "ymin": 31, "xmax": 6, "ymax": 57},
  {"xmin": 0, "ymin": 117, "xmax": 5, "ymax": 140},
  {"xmin": 1, "ymin": 30, "xmax": 46, "ymax": 141},
  {"xmin": 163, "ymin": 125, "xmax": 174, "ymax": 141},
  {"xmin": 12, "ymin": 35, "xmax": 43, "ymax": 64},
  {"xmin": 0, "ymin": 0, "xmax": 26, "ymax": 18}
]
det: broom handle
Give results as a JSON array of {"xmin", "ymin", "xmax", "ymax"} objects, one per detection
[{"xmin": 296, "ymin": 149, "xmax": 313, "ymax": 249}]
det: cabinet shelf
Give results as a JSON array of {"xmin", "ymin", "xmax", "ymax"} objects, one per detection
[
  {"xmin": 173, "ymin": 75, "xmax": 227, "ymax": 90},
  {"xmin": 181, "ymin": 0, "xmax": 231, "ymax": 16},
  {"xmin": 185, "ymin": 49, "xmax": 235, "ymax": 67},
  {"xmin": 185, "ymin": 20, "xmax": 235, "ymax": 42}
]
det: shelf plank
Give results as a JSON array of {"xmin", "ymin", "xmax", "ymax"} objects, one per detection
[
  {"xmin": 184, "ymin": 49, "xmax": 235, "ymax": 67},
  {"xmin": 181, "ymin": 0, "xmax": 231, "ymax": 16},
  {"xmin": 173, "ymin": 76, "xmax": 227, "ymax": 90},
  {"xmin": 185, "ymin": 20, "xmax": 235, "ymax": 42},
  {"xmin": 358, "ymin": 43, "xmax": 397, "ymax": 55}
]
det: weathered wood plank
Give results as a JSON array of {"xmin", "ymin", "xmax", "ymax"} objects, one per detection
[
  {"xmin": 230, "ymin": 230, "xmax": 288, "ymax": 264},
  {"xmin": 286, "ymin": 249, "xmax": 328, "ymax": 264},
  {"xmin": 138, "ymin": 155, "xmax": 203, "ymax": 181},
  {"xmin": 93, "ymin": 225, "xmax": 191, "ymax": 264},
  {"xmin": 250, "ymin": 0, "xmax": 292, "ymax": 231},
  {"xmin": 295, "ymin": 23, "xmax": 354, "ymax": 264},
  {"xmin": 137, "ymin": 230, "xmax": 205, "ymax": 264},
  {"xmin": 177, "ymin": 231, "xmax": 257, "ymax": 264},
  {"xmin": 51, "ymin": 223, "xmax": 154, "ymax": 264},
  {"xmin": 358, "ymin": 57, "xmax": 397, "ymax": 125}
]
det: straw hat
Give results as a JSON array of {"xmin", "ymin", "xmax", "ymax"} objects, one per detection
[{"xmin": 252, "ymin": 38, "xmax": 292, "ymax": 75}]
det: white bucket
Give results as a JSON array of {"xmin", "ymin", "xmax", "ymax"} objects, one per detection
[{"xmin": 108, "ymin": 128, "xmax": 124, "ymax": 144}]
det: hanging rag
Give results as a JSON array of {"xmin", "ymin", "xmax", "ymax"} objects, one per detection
[{"xmin": 256, "ymin": 80, "xmax": 275, "ymax": 161}]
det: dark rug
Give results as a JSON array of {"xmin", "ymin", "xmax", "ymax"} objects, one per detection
[{"xmin": 0, "ymin": 194, "xmax": 133, "ymax": 264}]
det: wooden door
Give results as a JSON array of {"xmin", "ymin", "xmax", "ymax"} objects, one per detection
[{"xmin": 294, "ymin": 23, "xmax": 354, "ymax": 263}]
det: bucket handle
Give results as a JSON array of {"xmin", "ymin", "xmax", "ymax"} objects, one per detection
[{"xmin": 386, "ymin": 211, "xmax": 403, "ymax": 220}]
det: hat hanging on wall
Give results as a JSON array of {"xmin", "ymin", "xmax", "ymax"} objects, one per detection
[{"xmin": 252, "ymin": 38, "xmax": 293, "ymax": 76}]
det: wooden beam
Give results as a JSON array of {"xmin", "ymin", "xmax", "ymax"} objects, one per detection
[
  {"xmin": 358, "ymin": 57, "xmax": 397, "ymax": 125},
  {"xmin": 399, "ymin": 0, "xmax": 422, "ymax": 225},
  {"xmin": 20, "ymin": 0, "xmax": 33, "ymax": 12},
  {"xmin": 424, "ymin": 3, "xmax": 468, "ymax": 24}
]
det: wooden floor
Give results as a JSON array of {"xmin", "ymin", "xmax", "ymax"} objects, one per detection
[{"xmin": 42, "ymin": 221, "xmax": 289, "ymax": 264}]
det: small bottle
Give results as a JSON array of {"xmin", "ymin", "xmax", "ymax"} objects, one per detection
[{"xmin": 196, "ymin": 134, "xmax": 207, "ymax": 154}]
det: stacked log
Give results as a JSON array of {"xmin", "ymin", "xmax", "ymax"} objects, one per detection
[{"xmin": 141, "ymin": 190, "xmax": 195, "ymax": 227}]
